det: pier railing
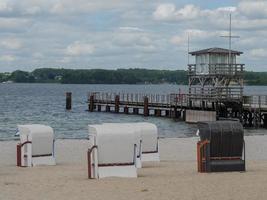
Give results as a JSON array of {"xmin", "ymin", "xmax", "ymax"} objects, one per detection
[
  {"xmin": 243, "ymin": 95, "xmax": 267, "ymax": 110},
  {"xmin": 88, "ymin": 92, "xmax": 188, "ymax": 107},
  {"xmin": 189, "ymin": 86, "xmax": 243, "ymax": 101},
  {"xmin": 88, "ymin": 92, "xmax": 267, "ymax": 111},
  {"xmin": 86, "ymin": 92, "xmax": 267, "ymax": 128}
]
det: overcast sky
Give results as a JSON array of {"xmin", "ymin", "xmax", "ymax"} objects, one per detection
[{"xmin": 0, "ymin": 0, "xmax": 266, "ymax": 72}]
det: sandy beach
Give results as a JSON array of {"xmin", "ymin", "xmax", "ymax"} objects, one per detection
[{"xmin": 1, "ymin": 136, "xmax": 267, "ymax": 200}]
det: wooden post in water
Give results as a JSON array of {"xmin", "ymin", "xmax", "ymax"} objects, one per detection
[
  {"xmin": 175, "ymin": 110, "xmax": 181, "ymax": 119},
  {"xmin": 66, "ymin": 92, "xmax": 72, "ymax": 110},
  {"xmin": 189, "ymin": 100, "xmax": 193, "ymax": 109},
  {"xmin": 248, "ymin": 111, "xmax": 253, "ymax": 127},
  {"xmin": 202, "ymin": 101, "xmax": 205, "ymax": 110},
  {"xmin": 171, "ymin": 107, "xmax": 177, "ymax": 118},
  {"xmin": 124, "ymin": 107, "xmax": 129, "ymax": 114},
  {"xmin": 144, "ymin": 96, "xmax": 149, "ymax": 117},
  {"xmin": 106, "ymin": 105, "xmax": 110, "ymax": 112},
  {"xmin": 115, "ymin": 95, "xmax": 120, "ymax": 113},
  {"xmin": 97, "ymin": 105, "xmax": 101, "ymax": 112},
  {"xmin": 212, "ymin": 102, "xmax": 215, "ymax": 111},
  {"xmin": 155, "ymin": 109, "xmax": 161, "ymax": 117},
  {"xmin": 133, "ymin": 108, "xmax": 139, "ymax": 115},
  {"xmin": 165, "ymin": 110, "xmax": 170, "ymax": 117},
  {"xmin": 89, "ymin": 95, "xmax": 94, "ymax": 112},
  {"xmin": 182, "ymin": 109, "xmax": 186, "ymax": 121},
  {"xmin": 263, "ymin": 114, "xmax": 267, "ymax": 128}
]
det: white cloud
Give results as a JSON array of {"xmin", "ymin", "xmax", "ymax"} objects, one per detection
[
  {"xmin": 171, "ymin": 29, "xmax": 227, "ymax": 45},
  {"xmin": 66, "ymin": 41, "xmax": 95, "ymax": 56},
  {"xmin": 153, "ymin": 4, "xmax": 176, "ymax": 20},
  {"xmin": 0, "ymin": 18, "xmax": 31, "ymax": 31},
  {"xmin": 24, "ymin": 6, "xmax": 41, "ymax": 15},
  {"xmin": 153, "ymin": 4, "xmax": 200, "ymax": 21},
  {"xmin": 153, "ymin": 4, "xmax": 236, "ymax": 22},
  {"xmin": 0, "ymin": 0, "xmax": 266, "ymax": 71},
  {"xmin": 32, "ymin": 52, "xmax": 44, "ymax": 58},
  {"xmin": 119, "ymin": 27, "xmax": 144, "ymax": 32},
  {"xmin": 112, "ymin": 30, "xmax": 153, "ymax": 47},
  {"xmin": 238, "ymin": 1, "xmax": 267, "ymax": 18},
  {"xmin": 0, "ymin": 55, "xmax": 16, "ymax": 62},
  {"xmin": 50, "ymin": 0, "xmax": 131, "ymax": 14},
  {"xmin": 0, "ymin": 0, "xmax": 13, "ymax": 12},
  {"xmin": 216, "ymin": 7, "xmax": 236, "ymax": 12},
  {"xmin": 60, "ymin": 56, "xmax": 72, "ymax": 63},
  {"xmin": 1, "ymin": 38, "xmax": 22, "ymax": 50},
  {"xmin": 250, "ymin": 48, "xmax": 267, "ymax": 58}
]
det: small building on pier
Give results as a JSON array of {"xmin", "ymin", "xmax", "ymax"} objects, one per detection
[{"xmin": 188, "ymin": 47, "xmax": 244, "ymax": 118}]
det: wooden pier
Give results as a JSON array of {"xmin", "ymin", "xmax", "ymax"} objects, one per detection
[
  {"xmin": 243, "ymin": 95, "xmax": 267, "ymax": 128},
  {"xmin": 86, "ymin": 48, "xmax": 267, "ymax": 129},
  {"xmin": 88, "ymin": 92, "xmax": 187, "ymax": 119},
  {"xmin": 87, "ymin": 92, "xmax": 267, "ymax": 129}
]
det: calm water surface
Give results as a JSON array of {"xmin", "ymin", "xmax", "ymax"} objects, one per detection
[{"xmin": 0, "ymin": 83, "xmax": 266, "ymax": 140}]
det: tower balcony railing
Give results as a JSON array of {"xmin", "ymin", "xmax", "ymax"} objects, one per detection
[
  {"xmin": 188, "ymin": 86, "xmax": 243, "ymax": 101},
  {"xmin": 188, "ymin": 63, "xmax": 244, "ymax": 76}
]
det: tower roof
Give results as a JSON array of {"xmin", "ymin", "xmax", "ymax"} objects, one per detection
[{"xmin": 189, "ymin": 47, "xmax": 243, "ymax": 56}]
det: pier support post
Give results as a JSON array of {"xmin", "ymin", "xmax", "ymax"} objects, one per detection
[
  {"xmin": 144, "ymin": 96, "xmax": 149, "ymax": 117},
  {"xmin": 124, "ymin": 107, "xmax": 129, "ymax": 114},
  {"xmin": 133, "ymin": 108, "xmax": 139, "ymax": 115},
  {"xmin": 97, "ymin": 105, "xmax": 101, "ymax": 112},
  {"xmin": 106, "ymin": 105, "xmax": 110, "ymax": 112},
  {"xmin": 175, "ymin": 110, "xmax": 181, "ymax": 119},
  {"xmin": 66, "ymin": 92, "xmax": 72, "ymax": 110},
  {"xmin": 165, "ymin": 110, "xmax": 170, "ymax": 117},
  {"xmin": 202, "ymin": 101, "xmax": 205, "ymax": 110},
  {"xmin": 249, "ymin": 111, "xmax": 253, "ymax": 127},
  {"xmin": 155, "ymin": 109, "xmax": 161, "ymax": 117},
  {"xmin": 171, "ymin": 107, "xmax": 177, "ymax": 118},
  {"xmin": 189, "ymin": 100, "xmax": 193, "ymax": 109},
  {"xmin": 115, "ymin": 95, "xmax": 120, "ymax": 113},
  {"xmin": 182, "ymin": 110, "xmax": 186, "ymax": 121},
  {"xmin": 89, "ymin": 95, "xmax": 95, "ymax": 112},
  {"xmin": 212, "ymin": 102, "xmax": 215, "ymax": 111},
  {"xmin": 264, "ymin": 114, "xmax": 267, "ymax": 128}
]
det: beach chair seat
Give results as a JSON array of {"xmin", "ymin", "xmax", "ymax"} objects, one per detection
[
  {"xmin": 210, "ymin": 159, "xmax": 245, "ymax": 172},
  {"xmin": 88, "ymin": 124, "xmax": 139, "ymax": 179},
  {"xmin": 197, "ymin": 121, "xmax": 245, "ymax": 173},
  {"xmin": 17, "ymin": 124, "xmax": 56, "ymax": 167}
]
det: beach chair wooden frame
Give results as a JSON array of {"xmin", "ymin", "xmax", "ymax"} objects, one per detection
[{"xmin": 197, "ymin": 139, "xmax": 246, "ymax": 172}]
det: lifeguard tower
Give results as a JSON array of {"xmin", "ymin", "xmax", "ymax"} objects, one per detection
[{"xmin": 188, "ymin": 47, "xmax": 244, "ymax": 118}]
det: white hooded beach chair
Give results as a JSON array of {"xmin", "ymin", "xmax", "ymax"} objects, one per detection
[
  {"xmin": 16, "ymin": 124, "xmax": 56, "ymax": 167},
  {"xmin": 103, "ymin": 122, "xmax": 159, "ymax": 163},
  {"xmin": 103, "ymin": 123, "xmax": 142, "ymax": 168},
  {"xmin": 88, "ymin": 124, "xmax": 138, "ymax": 179},
  {"xmin": 135, "ymin": 122, "xmax": 160, "ymax": 162}
]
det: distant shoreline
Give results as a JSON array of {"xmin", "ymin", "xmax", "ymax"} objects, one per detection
[
  {"xmin": 1, "ymin": 68, "xmax": 267, "ymax": 85},
  {"xmin": 1, "ymin": 82, "xmax": 267, "ymax": 86}
]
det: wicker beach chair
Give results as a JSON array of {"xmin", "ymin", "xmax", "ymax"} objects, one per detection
[{"xmin": 197, "ymin": 121, "xmax": 245, "ymax": 172}]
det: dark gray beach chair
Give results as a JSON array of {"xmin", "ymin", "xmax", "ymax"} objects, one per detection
[{"xmin": 197, "ymin": 121, "xmax": 245, "ymax": 172}]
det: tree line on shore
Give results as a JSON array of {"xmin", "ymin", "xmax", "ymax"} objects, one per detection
[{"xmin": 0, "ymin": 68, "xmax": 267, "ymax": 85}]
